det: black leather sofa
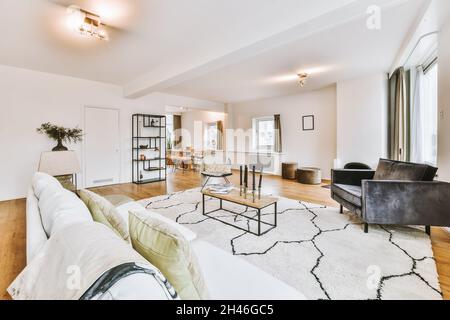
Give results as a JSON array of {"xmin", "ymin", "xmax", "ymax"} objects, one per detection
[{"xmin": 331, "ymin": 159, "xmax": 450, "ymax": 234}]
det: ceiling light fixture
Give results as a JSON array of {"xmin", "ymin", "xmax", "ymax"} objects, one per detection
[
  {"xmin": 67, "ymin": 5, "xmax": 109, "ymax": 41},
  {"xmin": 297, "ymin": 73, "xmax": 308, "ymax": 87}
]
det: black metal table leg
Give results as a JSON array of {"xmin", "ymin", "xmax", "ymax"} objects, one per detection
[{"xmin": 258, "ymin": 209, "xmax": 261, "ymax": 236}]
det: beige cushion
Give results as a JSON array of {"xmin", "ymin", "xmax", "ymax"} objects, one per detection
[
  {"xmin": 79, "ymin": 189, "xmax": 130, "ymax": 243},
  {"xmin": 116, "ymin": 205, "xmax": 198, "ymax": 242},
  {"xmin": 129, "ymin": 210, "xmax": 209, "ymax": 300}
]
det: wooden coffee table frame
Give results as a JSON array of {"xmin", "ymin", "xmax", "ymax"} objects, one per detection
[{"xmin": 202, "ymin": 190, "xmax": 278, "ymax": 236}]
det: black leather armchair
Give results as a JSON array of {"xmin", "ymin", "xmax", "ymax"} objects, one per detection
[{"xmin": 331, "ymin": 159, "xmax": 450, "ymax": 234}]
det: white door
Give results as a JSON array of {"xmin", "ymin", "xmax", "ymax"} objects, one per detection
[{"xmin": 84, "ymin": 107, "xmax": 121, "ymax": 188}]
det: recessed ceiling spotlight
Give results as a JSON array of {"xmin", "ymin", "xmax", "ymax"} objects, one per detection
[
  {"xmin": 67, "ymin": 5, "xmax": 109, "ymax": 41},
  {"xmin": 297, "ymin": 73, "xmax": 308, "ymax": 87}
]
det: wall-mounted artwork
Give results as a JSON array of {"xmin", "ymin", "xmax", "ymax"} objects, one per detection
[{"xmin": 302, "ymin": 115, "xmax": 315, "ymax": 131}]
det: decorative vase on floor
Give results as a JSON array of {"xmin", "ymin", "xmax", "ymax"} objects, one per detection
[{"xmin": 52, "ymin": 139, "xmax": 68, "ymax": 151}]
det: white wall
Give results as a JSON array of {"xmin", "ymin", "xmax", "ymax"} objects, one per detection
[
  {"xmin": 336, "ymin": 73, "xmax": 388, "ymax": 169},
  {"xmin": 181, "ymin": 110, "xmax": 226, "ymax": 149},
  {"xmin": 229, "ymin": 86, "xmax": 337, "ymax": 179},
  {"xmin": 437, "ymin": 19, "xmax": 450, "ymax": 182},
  {"xmin": 0, "ymin": 65, "xmax": 222, "ymax": 201}
]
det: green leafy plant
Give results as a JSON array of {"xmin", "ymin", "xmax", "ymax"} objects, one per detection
[{"xmin": 37, "ymin": 123, "xmax": 83, "ymax": 150}]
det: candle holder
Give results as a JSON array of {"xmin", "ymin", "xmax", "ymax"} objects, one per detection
[
  {"xmin": 239, "ymin": 184, "xmax": 243, "ymax": 197},
  {"xmin": 258, "ymin": 187, "xmax": 261, "ymax": 200},
  {"xmin": 244, "ymin": 186, "xmax": 247, "ymax": 199},
  {"xmin": 252, "ymin": 190, "xmax": 256, "ymax": 203}
]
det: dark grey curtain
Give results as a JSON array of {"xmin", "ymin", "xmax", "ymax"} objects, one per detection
[
  {"xmin": 388, "ymin": 68, "xmax": 410, "ymax": 161},
  {"xmin": 274, "ymin": 114, "xmax": 282, "ymax": 153},
  {"xmin": 216, "ymin": 120, "xmax": 224, "ymax": 150},
  {"xmin": 173, "ymin": 115, "xmax": 182, "ymax": 148}
]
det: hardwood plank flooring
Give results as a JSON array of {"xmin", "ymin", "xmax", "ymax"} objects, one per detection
[
  {"xmin": 0, "ymin": 199, "xmax": 26, "ymax": 300},
  {"xmin": 0, "ymin": 170, "xmax": 449, "ymax": 299},
  {"xmin": 89, "ymin": 170, "xmax": 337, "ymax": 207}
]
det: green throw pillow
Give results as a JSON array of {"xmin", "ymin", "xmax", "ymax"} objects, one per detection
[
  {"xmin": 79, "ymin": 189, "xmax": 130, "ymax": 243},
  {"xmin": 129, "ymin": 210, "xmax": 209, "ymax": 300}
]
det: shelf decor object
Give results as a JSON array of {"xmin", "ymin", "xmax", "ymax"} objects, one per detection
[{"xmin": 132, "ymin": 114, "xmax": 166, "ymax": 184}]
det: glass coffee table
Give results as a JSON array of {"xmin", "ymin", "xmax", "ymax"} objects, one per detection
[{"xmin": 202, "ymin": 189, "xmax": 278, "ymax": 236}]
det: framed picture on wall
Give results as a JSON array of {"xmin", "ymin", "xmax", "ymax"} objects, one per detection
[{"xmin": 302, "ymin": 115, "xmax": 315, "ymax": 131}]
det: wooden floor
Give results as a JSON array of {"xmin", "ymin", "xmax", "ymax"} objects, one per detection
[
  {"xmin": 0, "ymin": 199, "xmax": 26, "ymax": 300},
  {"xmin": 0, "ymin": 170, "xmax": 449, "ymax": 299}
]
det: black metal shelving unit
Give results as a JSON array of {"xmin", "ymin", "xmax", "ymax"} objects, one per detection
[{"xmin": 132, "ymin": 114, "xmax": 167, "ymax": 184}]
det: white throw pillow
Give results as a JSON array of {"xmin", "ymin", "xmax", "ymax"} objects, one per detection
[
  {"xmin": 38, "ymin": 187, "xmax": 92, "ymax": 236},
  {"xmin": 32, "ymin": 172, "xmax": 62, "ymax": 199},
  {"xmin": 8, "ymin": 222, "xmax": 178, "ymax": 300}
]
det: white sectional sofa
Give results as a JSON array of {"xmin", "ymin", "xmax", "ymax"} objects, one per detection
[{"xmin": 24, "ymin": 172, "xmax": 305, "ymax": 300}]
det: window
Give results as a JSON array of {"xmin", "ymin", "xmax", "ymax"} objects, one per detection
[
  {"xmin": 205, "ymin": 122, "xmax": 218, "ymax": 150},
  {"xmin": 253, "ymin": 117, "xmax": 274, "ymax": 152},
  {"xmin": 411, "ymin": 60, "xmax": 438, "ymax": 165},
  {"xmin": 421, "ymin": 62, "xmax": 438, "ymax": 165}
]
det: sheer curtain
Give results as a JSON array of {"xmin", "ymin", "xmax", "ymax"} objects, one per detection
[
  {"xmin": 411, "ymin": 66, "xmax": 424, "ymax": 163},
  {"xmin": 410, "ymin": 64, "xmax": 438, "ymax": 165}
]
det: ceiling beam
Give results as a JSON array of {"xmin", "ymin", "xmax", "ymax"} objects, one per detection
[{"xmin": 124, "ymin": 0, "xmax": 408, "ymax": 99}]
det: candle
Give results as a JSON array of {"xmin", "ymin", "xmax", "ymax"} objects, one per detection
[
  {"xmin": 244, "ymin": 165, "xmax": 248, "ymax": 188},
  {"xmin": 259, "ymin": 172, "xmax": 263, "ymax": 189},
  {"xmin": 240, "ymin": 165, "xmax": 243, "ymax": 186},
  {"xmin": 253, "ymin": 166, "xmax": 256, "ymax": 191}
]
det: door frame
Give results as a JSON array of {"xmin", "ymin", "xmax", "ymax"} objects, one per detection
[{"xmin": 82, "ymin": 106, "xmax": 122, "ymax": 188}]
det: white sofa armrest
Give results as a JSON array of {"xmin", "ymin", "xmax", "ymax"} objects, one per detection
[{"xmin": 26, "ymin": 189, "xmax": 48, "ymax": 264}]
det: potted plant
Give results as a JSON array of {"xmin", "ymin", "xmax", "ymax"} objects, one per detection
[{"xmin": 37, "ymin": 122, "xmax": 83, "ymax": 151}]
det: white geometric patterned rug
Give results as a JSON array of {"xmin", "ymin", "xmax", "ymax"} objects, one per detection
[{"xmin": 139, "ymin": 188, "xmax": 442, "ymax": 300}]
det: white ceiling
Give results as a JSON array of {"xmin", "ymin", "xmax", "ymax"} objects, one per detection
[
  {"xmin": 162, "ymin": 0, "xmax": 427, "ymax": 103},
  {"xmin": 0, "ymin": 0, "xmax": 438, "ymax": 104},
  {"xmin": 0, "ymin": 0, "xmax": 356, "ymax": 85}
]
